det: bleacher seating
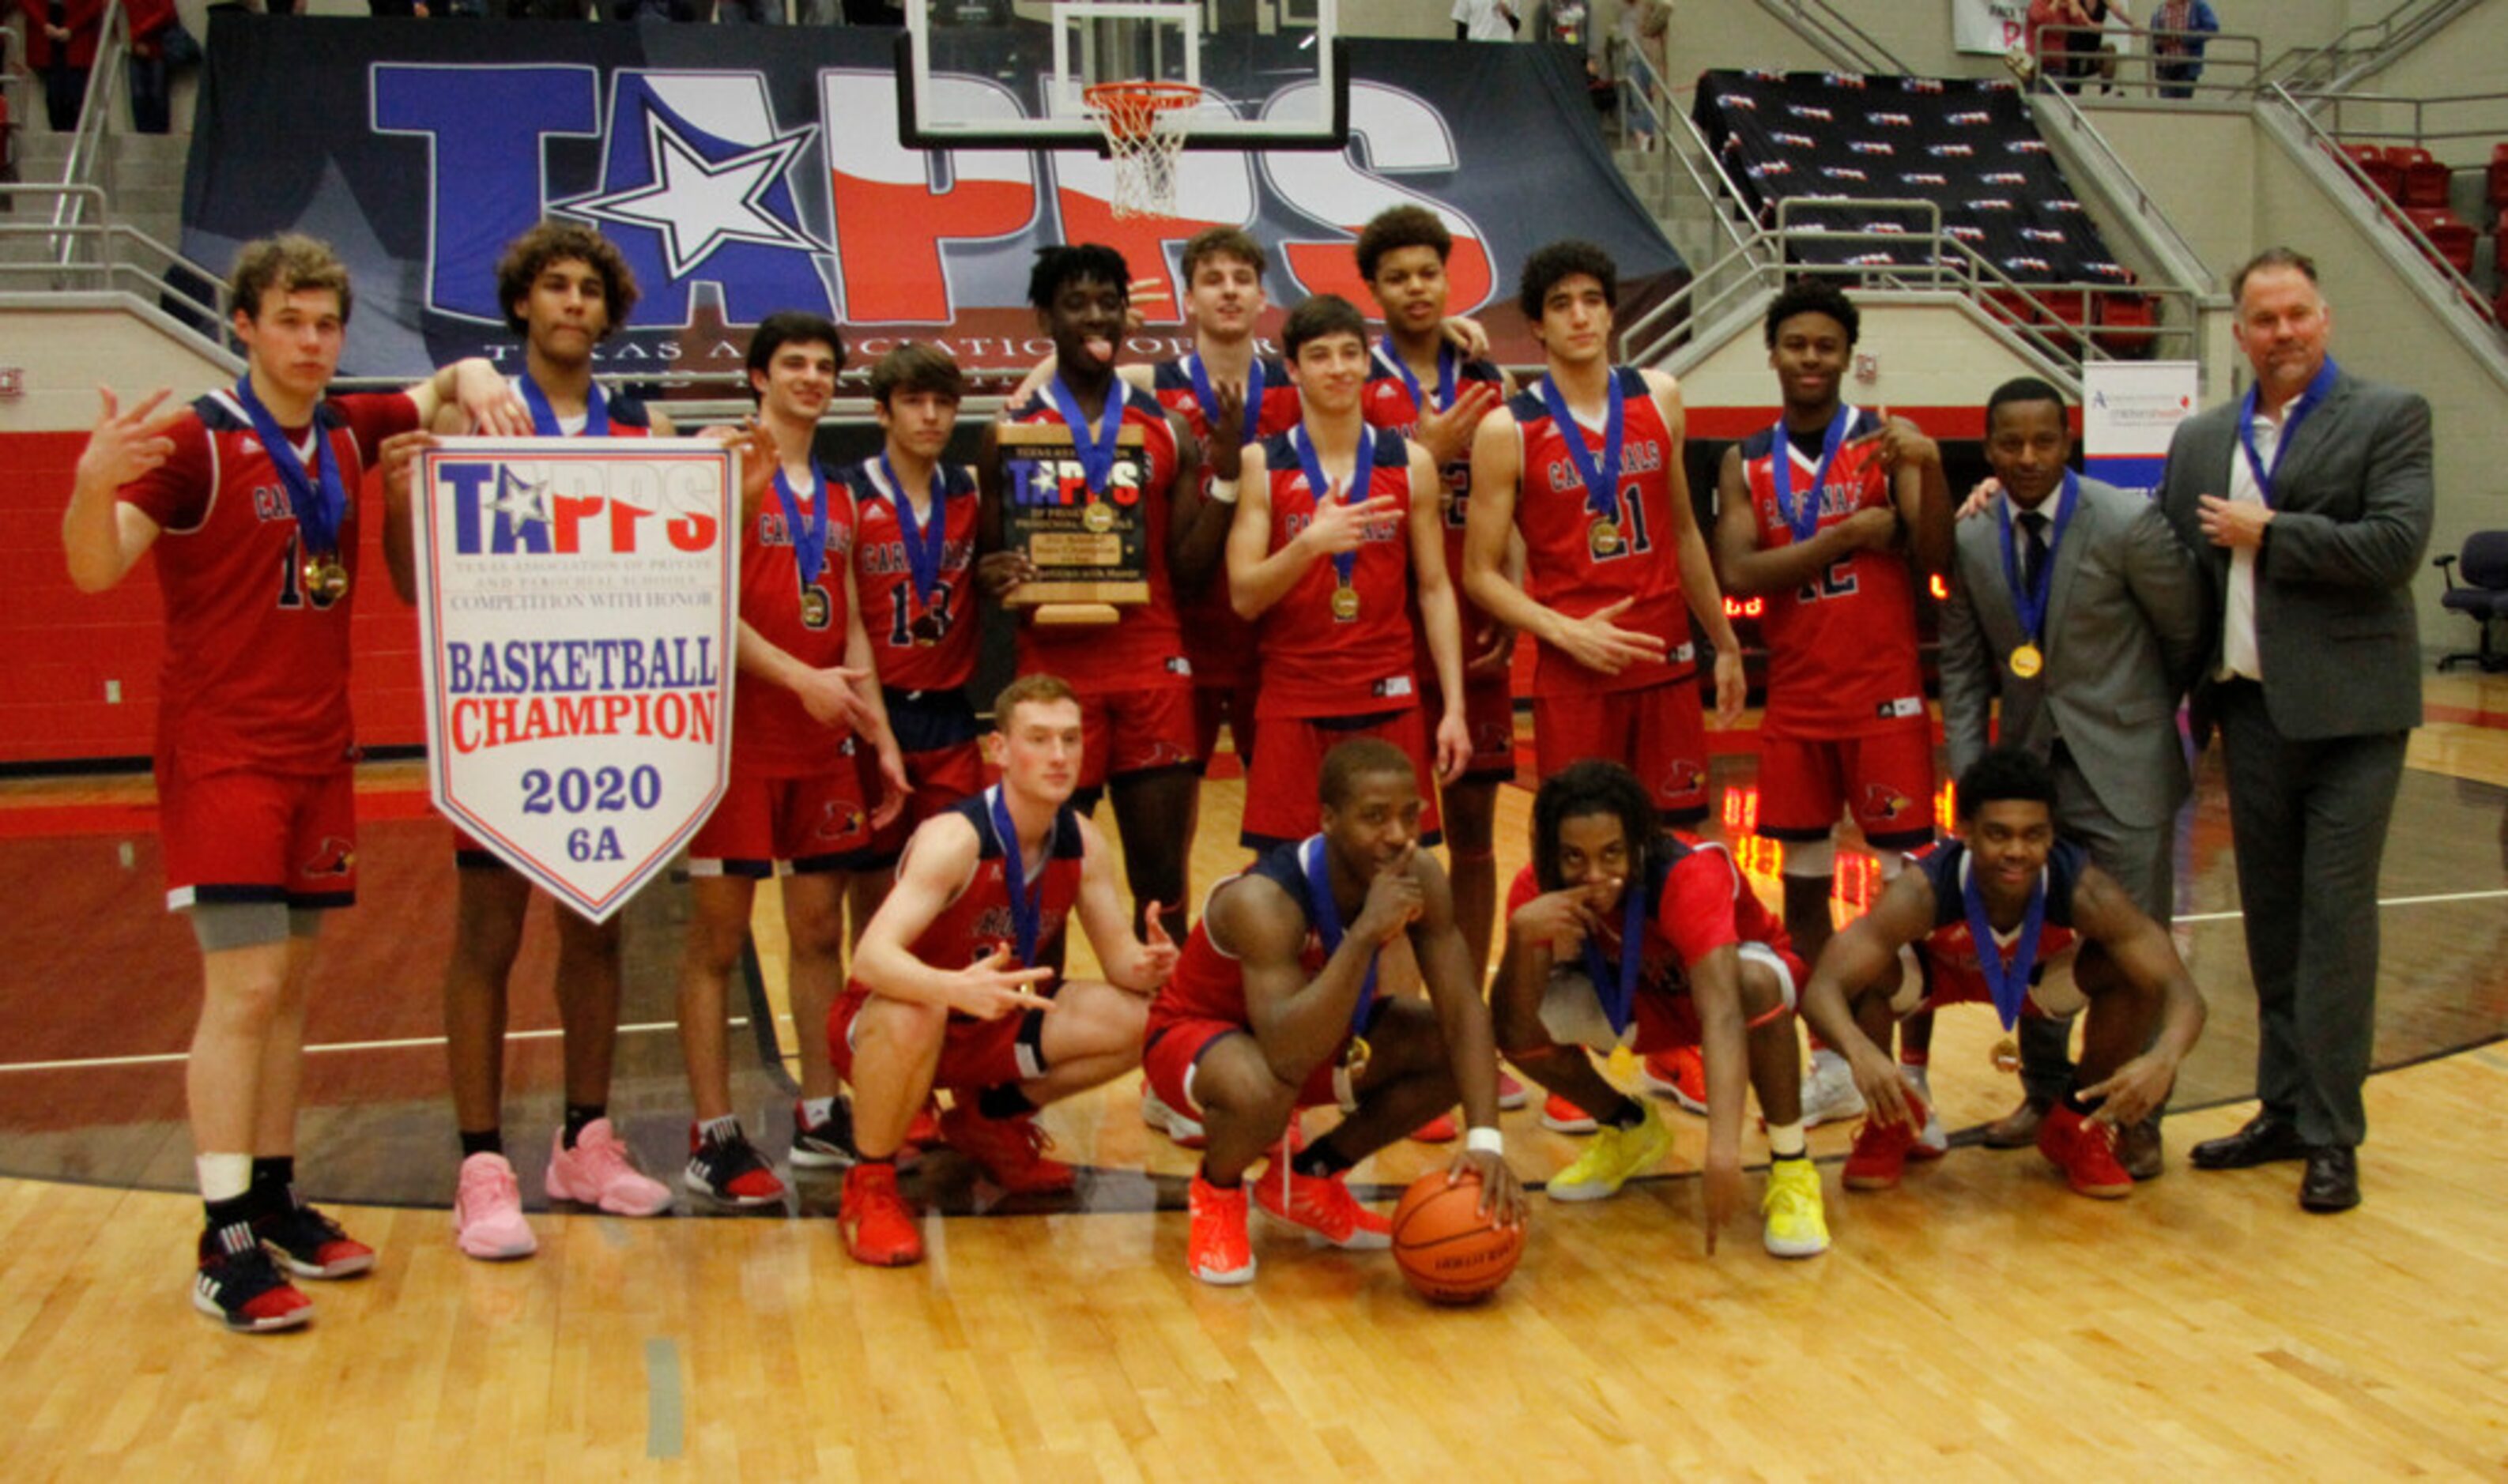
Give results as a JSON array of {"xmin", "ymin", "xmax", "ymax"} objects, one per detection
[
  {"xmin": 2488, "ymin": 141, "xmax": 2508, "ymax": 216},
  {"xmin": 2344, "ymin": 142, "xmax": 2405, "ymax": 199},
  {"xmin": 2386, "ymin": 145, "xmax": 2453, "ymax": 211},
  {"xmin": 2404, "ymin": 207, "xmax": 2478, "ymax": 274}
]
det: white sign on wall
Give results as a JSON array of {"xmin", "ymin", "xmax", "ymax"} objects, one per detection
[
  {"xmin": 413, "ymin": 437, "xmax": 740, "ymax": 922},
  {"xmin": 1954, "ymin": 0, "xmax": 2032, "ymax": 55},
  {"xmin": 2083, "ymin": 360, "xmax": 2200, "ymax": 494}
]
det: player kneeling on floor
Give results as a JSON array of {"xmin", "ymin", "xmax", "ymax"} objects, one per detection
[
  {"xmin": 1795, "ymin": 746, "xmax": 2208, "ymax": 1199},
  {"xmin": 1494, "ymin": 760, "xmax": 1828, "ymax": 1258},
  {"xmin": 832, "ymin": 673, "xmax": 1180, "ymax": 1266},
  {"xmin": 1145, "ymin": 739, "xmax": 1524, "ymax": 1286}
]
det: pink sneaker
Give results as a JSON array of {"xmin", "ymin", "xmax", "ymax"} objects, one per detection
[
  {"xmin": 546, "ymin": 1120, "xmax": 674, "ymax": 1216},
  {"xmin": 452, "ymin": 1153, "xmax": 537, "ymax": 1261}
]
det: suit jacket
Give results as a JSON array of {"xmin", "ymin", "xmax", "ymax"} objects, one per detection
[
  {"xmin": 2157, "ymin": 367, "xmax": 2433, "ymax": 742},
  {"xmin": 1942, "ymin": 475, "xmax": 2204, "ymax": 828}
]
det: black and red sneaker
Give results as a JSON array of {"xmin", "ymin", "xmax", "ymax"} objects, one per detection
[
  {"xmin": 255, "ymin": 1200, "xmax": 376, "ymax": 1279},
  {"xmin": 195, "ymin": 1222, "xmax": 313, "ymax": 1333}
]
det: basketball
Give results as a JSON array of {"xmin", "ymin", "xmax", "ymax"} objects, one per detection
[{"xmin": 1391, "ymin": 1172, "xmax": 1524, "ymax": 1305}]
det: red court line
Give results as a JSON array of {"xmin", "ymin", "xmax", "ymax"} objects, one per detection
[{"xmin": 2424, "ymin": 702, "xmax": 2508, "ymax": 730}]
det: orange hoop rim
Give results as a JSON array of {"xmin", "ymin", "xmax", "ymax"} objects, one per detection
[{"xmin": 1082, "ymin": 81, "xmax": 1205, "ymax": 140}]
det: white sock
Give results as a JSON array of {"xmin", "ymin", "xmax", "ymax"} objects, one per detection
[
  {"xmin": 700, "ymin": 1113, "xmax": 741, "ymax": 1144},
  {"xmin": 1767, "ymin": 1121, "xmax": 1807, "ymax": 1158},
  {"xmin": 197, "ymin": 1152, "xmax": 252, "ymax": 1205},
  {"xmin": 801, "ymin": 1097, "xmax": 837, "ymax": 1128}
]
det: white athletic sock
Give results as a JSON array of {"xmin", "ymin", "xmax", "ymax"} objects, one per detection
[
  {"xmin": 1767, "ymin": 1122, "xmax": 1808, "ymax": 1159},
  {"xmin": 197, "ymin": 1152, "xmax": 252, "ymax": 1204},
  {"xmin": 801, "ymin": 1097, "xmax": 837, "ymax": 1128},
  {"xmin": 699, "ymin": 1113, "xmax": 741, "ymax": 1144}
]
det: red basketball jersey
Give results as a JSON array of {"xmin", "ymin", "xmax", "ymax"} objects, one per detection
[
  {"xmin": 117, "ymin": 389, "xmax": 419, "ymax": 772},
  {"xmin": 841, "ymin": 457, "xmax": 979, "ymax": 694},
  {"xmin": 1507, "ymin": 367, "xmax": 1691, "ymax": 697},
  {"xmin": 1912, "ymin": 837, "xmax": 2084, "ymax": 1000},
  {"xmin": 1253, "ymin": 427, "xmax": 1420, "ymax": 720},
  {"xmin": 734, "ymin": 465, "xmax": 858, "ymax": 778},
  {"xmin": 1154, "ymin": 353, "xmax": 1301, "ymax": 691},
  {"xmin": 1740, "ymin": 409, "xmax": 1927, "ymax": 737},
  {"xmin": 905, "ymin": 788, "xmax": 1088, "ymax": 979},
  {"xmin": 1364, "ymin": 345, "xmax": 1507, "ymax": 687},
  {"xmin": 1152, "ymin": 838, "xmax": 1338, "ymax": 1028},
  {"xmin": 1003, "ymin": 384, "xmax": 1188, "ymax": 695},
  {"xmin": 1504, "ymin": 837, "xmax": 1789, "ymax": 997}
]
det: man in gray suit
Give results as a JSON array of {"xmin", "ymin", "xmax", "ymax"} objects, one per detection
[
  {"xmin": 2159, "ymin": 247, "xmax": 2433, "ymax": 1213},
  {"xmin": 1941, "ymin": 377, "xmax": 2204, "ymax": 1177}
]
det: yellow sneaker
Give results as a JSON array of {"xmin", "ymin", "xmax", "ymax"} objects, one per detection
[
  {"xmin": 1762, "ymin": 1157, "xmax": 1830, "ymax": 1258},
  {"xmin": 1545, "ymin": 1102, "xmax": 1675, "ymax": 1202}
]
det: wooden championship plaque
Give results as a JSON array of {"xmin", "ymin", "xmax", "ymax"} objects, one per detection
[{"xmin": 997, "ymin": 420, "xmax": 1152, "ymax": 627}]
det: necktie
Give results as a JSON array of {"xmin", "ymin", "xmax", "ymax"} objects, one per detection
[{"xmin": 2018, "ymin": 510, "xmax": 2050, "ymax": 593}]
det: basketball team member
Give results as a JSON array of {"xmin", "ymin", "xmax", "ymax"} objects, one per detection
[
  {"xmin": 1463, "ymin": 239, "xmax": 1746, "ymax": 834},
  {"xmin": 1146, "ymin": 739, "xmax": 1523, "ymax": 1285},
  {"xmin": 1494, "ymin": 761, "xmax": 1828, "ymax": 1257},
  {"xmin": 390, "ymin": 223, "xmax": 677, "ymax": 1260},
  {"xmin": 1228, "ymin": 293, "xmax": 1470, "ymax": 850},
  {"xmin": 1355, "ymin": 205, "xmax": 1518, "ymax": 1010},
  {"xmin": 1794, "ymin": 748, "xmax": 2208, "ymax": 1199},
  {"xmin": 833, "ymin": 674, "xmax": 1182, "ymax": 1266},
  {"xmin": 64, "ymin": 233, "xmax": 529, "ymax": 1331},
  {"xmin": 980, "ymin": 245, "xmax": 1216, "ymax": 948},
  {"xmin": 1713, "ymin": 281, "xmax": 1952, "ymax": 1138},
  {"xmin": 677, "ymin": 311, "xmax": 908, "ymax": 1207}
]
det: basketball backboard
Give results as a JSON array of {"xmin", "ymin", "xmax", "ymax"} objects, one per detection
[{"xmin": 899, "ymin": 0, "xmax": 1349, "ymax": 153}]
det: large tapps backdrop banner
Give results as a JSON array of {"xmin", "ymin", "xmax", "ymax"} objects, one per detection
[{"xmin": 181, "ymin": 17, "xmax": 1686, "ymax": 381}]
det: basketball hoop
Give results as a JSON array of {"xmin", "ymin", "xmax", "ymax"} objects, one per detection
[{"xmin": 1084, "ymin": 80, "xmax": 1202, "ymax": 220}]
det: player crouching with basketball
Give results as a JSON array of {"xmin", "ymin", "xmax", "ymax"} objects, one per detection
[
  {"xmin": 1495, "ymin": 761, "xmax": 1830, "ymax": 1258},
  {"xmin": 1144, "ymin": 739, "xmax": 1524, "ymax": 1286},
  {"xmin": 1793, "ymin": 748, "xmax": 2207, "ymax": 1200},
  {"xmin": 832, "ymin": 674, "xmax": 1179, "ymax": 1266}
]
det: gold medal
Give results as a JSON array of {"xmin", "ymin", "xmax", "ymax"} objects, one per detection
[
  {"xmin": 304, "ymin": 556, "xmax": 349, "ymax": 603},
  {"xmin": 1589, "ymin": 518, "xmax": 1622, "ymax": 558},
  {"xmin": 2008, "ymin": 642, "xmax": 2043, "ymax": 679},
  {"xmin": 1990, "ymin": 1035, "xmax": 2022, "ymax": 1074},
  {"xmin": 1082, "ymin": 499, "xmax": 1116, "ymax": 533},
  {"xmin": 1342, "ymin": 1035, "xmax": 1372, "ymax": 1077},
  {"xmin": 800, "ymin": 585, "xmax": 832, "ymax": 629},
  {"xmin": 1330, "ymin": 584, "xmax": 1361, "ymax": 622}
]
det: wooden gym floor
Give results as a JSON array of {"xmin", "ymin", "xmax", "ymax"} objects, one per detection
[{"xmin": 1, "ymin": 676, "xmax": 2505, "ymax": 1478}]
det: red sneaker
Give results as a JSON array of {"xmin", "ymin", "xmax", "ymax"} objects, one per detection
[
  {"xmin": 1540, "ymin": 1092, "xmax": 1599, "ymax": 1134},
  {"xmin": 1640, "ymin": 1046, "xmax": 1708, "ymax": 1114},
  {"xmin": 839, "ymin": 1163, "xmax": 924, "ymax": 1266},
  {"xmin": 195, "ymin": 1222, "xmax": 314, "ymax": 1333},
  {"xmin": 939, "ymin": 1105, "xmax": 1076, "ymax": 1196},
  {"xmin": 1410, "ymin": 1112, "xmax": 1459, "ymax": 1143},
  {"xmin": 2038, "ymin": 1105, "xmax": 2134, "ymax": 1199},
  {"xmin": 1495, "ymin": 1068, "xmax": 1530, "ymax": 1112},
  {"xmin": 1844, "ymin": 1090, "xmax": 1929, "ymax": 1192},
  {"xmin": 1254, "ymin": 1159, "xmax": 1392, "ymax": 1250},
  {"xmin": 1186, "ymin": 1174, "xmax": 1256, "ymax": 1286}
]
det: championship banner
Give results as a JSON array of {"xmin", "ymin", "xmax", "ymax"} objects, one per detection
[
  {"xmin": 2082, "ymin": 360, "xmax": 2198, "ymax": 495},
  {"xmin": 412, "ymin": 437, "xmax": 740, "ymax": 923},
  {"xmin": 178, "ymin": 17, "xmax": 1684, "ymax": 379},
  {"xmin": 1954, "ymin": 0, "xmax": 2032, "ymax": 55}
]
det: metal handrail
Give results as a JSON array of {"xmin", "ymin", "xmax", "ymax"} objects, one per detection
[
  {"xmin": 2261, "ymin": 81, "xmax": 2501, "ymax": 330},
  {"xmin": 2026, "ymin": 24, "xmax": 2263, "ymax": 100},
  {"xmin": 51, "ymin": 0, "xmax": 132, "ymax": 266},
  {"xmin": 2287, "ymin": 88, "xmax": 2508, "ymax": 155},
  {"xmin": 2025, "ymin": 79, "xmax": 2213, "ymax": 293},
  {"xmin": 1752, "ymin": 0, "xmax": 1903, "ymax": 76},
  {"xmin": 2, "ymin": 183, "xmax": 238, "ymax": 351},
  {"xmin": 2263, "ymin": 0, "xmax": 2476, "ymax": 92},
  {"xmin": 1665, "ymin": 84, "xmax": 1766, "ymax": 264}
]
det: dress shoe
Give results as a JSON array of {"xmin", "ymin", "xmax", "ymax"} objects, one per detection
[
  {"xmin": 2118, "ymin": 1117, "xmax": 2163, "ymax": 1181},
  {"xmin": 1981, "ymin": 1097, "xmax": 2048, "ymax": 1149},
  {"xmin": 2188, "ymin": 1113, "xmax": 2309, "ymax": 1170},
  {"xmin": 2299, "ymin": 1145, "xmax": 2360, "ymax": 1213}
]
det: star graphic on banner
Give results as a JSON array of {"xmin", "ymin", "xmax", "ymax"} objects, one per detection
[
  {"xmin": 563, "ymin": 110, "xmax": 820, "ymax": 279},
  {"xmin": 492, "ymin": 465, "xmax": 553, "ymax": 529}
]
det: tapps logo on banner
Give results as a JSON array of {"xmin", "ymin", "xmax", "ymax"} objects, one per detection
[{"xmin": 413, "ymin": 439, "xmax": 739, "ymax": 921}]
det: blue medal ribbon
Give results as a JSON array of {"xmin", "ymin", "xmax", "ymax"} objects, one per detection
[
  {"xmin": 879, "ymin": 453, "xmax": 949, "ymax": 612},
  {"xmin": 1995, "ymin": 469, "xmax": 2081, "ymax": 650},
  {"xmin": 1579, "ymin": 868, "xmax": 1652, "ymax": 1037},
  {"xmin": 773, "ymin": 461, "xmax": 831, "ymax": 587},
  {"xmin": 232, "ymin": 375, "xmax": 346, "ymax": 559},
  {"xmin": 990, "ymin": 785, "xmax": 1050, "ymax": 967},
  {"xmin": 1185, "ymin": 353, "xmax": 1262, "ymax": 450},
  {"xmin": 1292, "ymin": 424, "xmax": 1377, "ymax": 593},
  {"xmin": 1959, "ymin": 847, "xmax": 2047, "ymax": 1032},
  {"xmin": 1043, "ymin": 374, "xmax": 1126, "ymax": 499},
  {"xmin": 2235, "ymin": 356, "xmax": 2340, "ymax": 508},
  {"xmin": 518, "ymin": 371, "xmax": 609, "ymax": 438},
  {"xmin": 1302, "ymin": 834, "xmax": 1381, "ymax": 1038},
  {"xmin": 1379, "ymin": 337, "xmax": 1458, "ymax": 421},
  {"xmin": 1769, "ymin": 404, "xmax": 1856, "ymax": 545},
  {"xmin": 1537, "ymin": 373, "xmax": 1625, "ymax": 525}
]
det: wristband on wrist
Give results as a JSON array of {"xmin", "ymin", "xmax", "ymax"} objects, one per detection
[
  {"xmin": 1465, "ymin": 1126, "xmax": 1505, "ymax": 1156},
  {"xmin": 1209, "ymin": 476, "xmax": 1240, "ymax": 504}
]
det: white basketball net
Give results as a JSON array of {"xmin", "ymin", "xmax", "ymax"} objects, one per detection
[{"xmin": 1086, "ymin": 82, "xmax": 1201, "ymax": 220}]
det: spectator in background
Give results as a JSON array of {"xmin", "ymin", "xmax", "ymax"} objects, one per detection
[
  {"xmin": 2152, "ymin": 0, "xmax": 2220, "ymax": 99},
  {"xmin": 21, "ymin": 0, "xmax": 101, "ymax": 133},
  {"xmin": 2027, "ymin": 0, "xmax": 2093, "ymax": 95},
  {"xmin": 124, "ymin": 0, "xmax": 174, "ymax": 134},
  {"xmin": 1454, "ymin": 0, "xmax": 1517, "ymax": 42}
]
